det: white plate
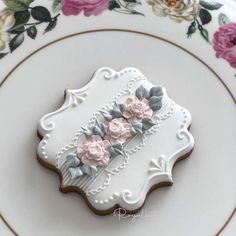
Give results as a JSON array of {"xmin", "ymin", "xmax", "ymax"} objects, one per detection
[{"xmin": 0, "ymin": 30, "xmax": 235, "ymax": 236}]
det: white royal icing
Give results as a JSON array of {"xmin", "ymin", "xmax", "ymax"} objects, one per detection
[{"xmin": 37, "ymin": 67, "xmax": 194, "ymax": 212}]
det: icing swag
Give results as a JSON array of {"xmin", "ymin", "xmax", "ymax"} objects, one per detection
[{"xmin": 65, "ymin": 85, "xmax": 164, "ymax": 179}]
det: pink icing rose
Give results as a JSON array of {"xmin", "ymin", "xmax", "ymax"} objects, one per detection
[
  {"xmin": 104, "ymin": 118, "xmax": 132, "ymax": 144},
  {"xmin": 61, "ymin": 0, "xmax": 109, "ymax": 16},
  {"xmin": 77, "ymin": 135, "xmax": 111, "ymax": 166},
  {"xmin": 123, "ymin": 96, "xmax": 153, "ymax": 122},
  {"xmin": 213, "ymin": 22, "xmax": 236, "ymax": 68}
]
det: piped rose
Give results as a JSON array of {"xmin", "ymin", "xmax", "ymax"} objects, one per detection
[
  {"xmin": 104, "ymin": 118, "xmax": 131, "ymax": 144},
  {"xmin": 123, "ymin": 96, "xmax": 153, "ymax": 122},
  {"xmin": 77, "ymin": 135, "xmax": 111, "ymax": 166}
]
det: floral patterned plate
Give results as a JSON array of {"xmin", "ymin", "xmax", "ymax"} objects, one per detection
[{"xmin": 0, "ymin": 0, "xmax": 235, "ymax": 235}]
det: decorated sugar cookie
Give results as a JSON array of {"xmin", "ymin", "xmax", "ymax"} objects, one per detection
[{"xmin": 37, "ymin": 67, "xmax": 194, "ymax": 215}]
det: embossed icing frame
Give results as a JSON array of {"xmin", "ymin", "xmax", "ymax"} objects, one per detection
[{"xmin": 37, "ymin": 67, "xmax": 194, "ymax": 214}]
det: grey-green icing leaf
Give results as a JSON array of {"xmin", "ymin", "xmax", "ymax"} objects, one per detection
[
  {"xmin": 149, "ymin": 96, "xmax": 162, "ymax": 111},
  {"xmin": 112, "ymin": 102, "xmax": 123, "ymax": 118},
  {"xmin": 101, "ymin": 123, "xmax": 106, "ymax": 133},
  {"xmin": 131, "ymin": 122, "xmax": 143, "ymax": 134},
  {"xmin": 110, "ymin": 143, "xmax": 124, "ymax": 158},
  {"xmin": 69, "ymin": 167, "xmax": 83, "ymax": 179},
  {"xmin": 66, "ymin": 154, "xmax": 80, "ymax": 168},
  {"xmin": 92, "ymin": 119, "xmax": 104, "ymax": 136},
  {"xmin": 110, "ymin": 149, "xmax": 118, "ymax": 158},
  {"xmin": 135, "ymin": 85, "xmax": 149, "ymax": 100},
  {"xmin": 95, "ymin": 118, "xmax": 102, "ymax": 129},
  {"xmin": 81, "ymin": 126, "xmax": 93, "ymax": 138},
  {"xmin": 81, "ymin": 164, "xmax": 97, "ymax": 178},
  {"xmin": 142, "ymin": 118, "xmax": 156, "ymax": 131},
  {"xmin": 81, "ymin": 164, "xmax": 92, "ymax": 175},
  {"xmin": 93, "ymin": 126, "xmax": 104, "ymax": 137},
  {"xmin": 113, "ymin": 143, "xmax": 123, "ymax": 152},
  {"xmin": 118, "ymin": 104, "xmax": 124, "ymax": 113},
  {"xmin": 99, "ymin": 109, "xmax": 113, "ymax": 120},
  {"xmin": 112, "ymin": 110, "xmax": 122, "ymax": 118},
  {"xmin": 90, "ymin": 166, "xmax": 97, "ymax": 179},
  {"xmin": 149, "ymin": 86, "xmax": 163, "ymax": 97},
  {"xmin": 218, "ymin": 13, "xmax": 230, "ymax": 26}
]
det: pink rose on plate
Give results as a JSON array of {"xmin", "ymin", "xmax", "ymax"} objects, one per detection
[
  {"xmin": 61, "ymin": 0, "xmax": 109, "ymax": 16},
  {"xmin": 77, "ymin": 135, "xmax": 111, "ymax": 166},
  {"xmin": 105, "ymin": 118, "xmax": 132, "ymax": 144},
  {"xmin": 123, "ymin": 96, "xmax": 153, "ymax": 122},
  {"xmin": 213, "ymin": 22, "xmax": 236, "ymax": 68}
]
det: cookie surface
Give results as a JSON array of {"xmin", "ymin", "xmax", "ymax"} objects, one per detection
[{"xmin": 37, "ymin": 67, "xmax": 194, "ymax": 215}]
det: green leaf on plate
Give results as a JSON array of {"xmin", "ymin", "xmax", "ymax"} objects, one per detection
[
  {"xmin": 8, "ymin": 25, "xmax": 25, "ymax": 34},
  {"xmin": 218, "ymin": 13, "xmax": 230, "ymax": 26},
  {"xmin": 27, "ymin": 26, "xmax": 37, "ymax": 39},
  {"xmin": 199, "ymin": 8, "xmax": 212, "ymax": 25},
  {"xmin": 0, "ymin": 53, "xmax": 8, "ymax": 59},
  {"xmin": 200, "ymin": 28, "xmax": 210, "ymax": 43},
  {"xmin": 187, "ymin": 22, "xmax": 197, "ymax": 38},
  {"xmin": 14, "ymin": 10, "xmax": 30, "ymax": 25},
  {"xmin": 3, "ymin": 0, "xmax": 33, "ymax": 11},
  {"xmin": 52, "ymin": 0, "xmax": 63, "ymax": 13},
  {"xmin": 44, "ymin": 17, "xmax": 57, "ymax": 34},
  {"xmin": 199, "ymin": 0, "xmax": 223, "ymax": 10},
  {"xmin": 9, "ymin": 33, "xmax": 24, "ymax": 52},
  {"xmin": 108, "ymin": 0, "xmax": 120, "ymax": 10},
  {"xmin": 31, "ymin": 6, "xmax": 51, "ymax": 22}
]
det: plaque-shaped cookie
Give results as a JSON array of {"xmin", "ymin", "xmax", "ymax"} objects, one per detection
[{"xmin": 37, "ymin": 68, "xmax": 194, "ymax": 215}]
